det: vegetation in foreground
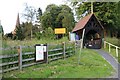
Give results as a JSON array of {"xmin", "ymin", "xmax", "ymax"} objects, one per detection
[
  {"xmin": 3, "ymin": 49, "xmax": 114, "ymax": 78},
  {"xmin": 105, "ymin": 37, "xmax": 120, "ymax": 47}
]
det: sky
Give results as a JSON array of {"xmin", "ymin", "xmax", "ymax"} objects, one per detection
[{"xmin": 0, "ymin": 0, "xmax": 66, "ymax": 34}]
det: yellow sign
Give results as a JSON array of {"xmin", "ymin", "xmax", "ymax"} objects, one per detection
[{"xmin": 55, "ymin": 28, "xmax": 66, "ymax": 34}]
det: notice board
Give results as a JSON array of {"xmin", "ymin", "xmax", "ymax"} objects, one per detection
[{"xmin": 35, "ymin": 44, "xmax": 47, "ymax": 62}]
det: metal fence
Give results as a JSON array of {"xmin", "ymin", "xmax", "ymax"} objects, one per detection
[{"xmin": 0, "ymin": 41, "xmax": 81, "ymax": 73}]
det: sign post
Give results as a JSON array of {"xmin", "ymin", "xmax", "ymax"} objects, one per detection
[
  {"xmin": 35, "ymin": 44, "xmax": 47, "ymax": 62},
  {"xmin": 78, "ymin": 29, "xmax": 85, "ymax": 64}
]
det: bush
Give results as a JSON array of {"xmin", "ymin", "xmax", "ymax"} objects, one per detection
[
  {"xmin": 44, "ymin": 27, "xmax": 55, "ymax": 39},
  {"xmin": 35, "ymin": 27, "xmax": 55, "ymax": 40},
  {"xmin": 2, "ymin": 40, "xmax": 8, "ymax": 48},
  {"xmin": 35, "ymin": 32, "xmax": 42, "ymax": 40}
]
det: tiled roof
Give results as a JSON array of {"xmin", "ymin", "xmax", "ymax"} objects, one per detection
[{"xmin": 72, "ymin": 13, "xmax": 93, "ymax": 32}]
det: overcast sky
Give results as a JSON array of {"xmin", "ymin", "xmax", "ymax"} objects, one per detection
[{"xmin": 0, "ymin": 0, "xmax": 66, "ymax": 34}]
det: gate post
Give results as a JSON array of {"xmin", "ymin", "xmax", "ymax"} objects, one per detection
[
  {"xmin": 46, "ymin": 44, "xmax": 49, "ymax": 64},
  {"xmin": 63, "ymin": 42, "xmax": 65, "ymax": 59},
  {"xmin": 104, "ymin": 41, "xmax": 106, "ymax": 49},
  {"xmin": 109, "ymin": 44, "xmax": 111, "ymax": 53},
  {"xmin": 18, "ymin": 45, "xmax": 22, "ymax": 70},
  {"xmin": 116, "ymin": 47, "xmax": 118, "ymax": 57},
  {"xmin": 74, "ymin": 41, "xmax": 76, "ymax": 54}
]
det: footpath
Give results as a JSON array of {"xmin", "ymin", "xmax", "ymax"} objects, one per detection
[{"xmin": 95, "ymin": 49, "xmax": 119, "ymax": 79}]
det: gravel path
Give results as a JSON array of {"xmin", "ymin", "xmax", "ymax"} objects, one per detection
[{"xmin": 95, "ymin": 49, "xmax": 119, "ymax": 79}]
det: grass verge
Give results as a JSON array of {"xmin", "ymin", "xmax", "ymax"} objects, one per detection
[
  {"xmin": 3, "ymin": 49, "xmax": 115, "ymax": 78},
  {"xmin": 103, "ymin": 47, "xmax": 120, "ymax": 63},
  {"xmin": 2, "ymin": 37, "xmax": 69, "ymax": 48},
  {"xmin": 1, "ymin": 37, "xmax": 69, "ymax": 55}
]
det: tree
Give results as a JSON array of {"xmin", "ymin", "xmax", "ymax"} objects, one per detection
[
  {"xmin": 36, "ymin": 8, "xmax": 42, "ymax": 22},
  {"xmin": 116, "ymin": 1, "xmax": 120, "ymax": 38},
  {"xmin": 41, "ymin": 4, "xmax": 61, "ymax": 30},
  {"xmin": 22, "ymin": 22, "xmax": 32, "ymax": 39},
  {"xmin": 0, "ymin": 24, "xmax": 4, "ymax": 36},
  {"xmin": 22, "ymin": 3, "xmax": 36, "ymax": 39},
  {"xmin": 15, "ymin": 25, "xmax": 24, "ymax": 40},
  {"xmin": 41, "ymin": 4, "xmax": 75, "ymax": 34},
  {"xmin": 58, "ymin": 5, "xmax": 75, "ymax": 33},
  {"xmin": 13, "ymin": 22, "xmax": 32, "ymax": 40}
]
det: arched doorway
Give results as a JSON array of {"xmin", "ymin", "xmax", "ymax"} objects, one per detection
[{"xmin": 85, "ymin": 30, "xmax": 102, "ymax": 49}]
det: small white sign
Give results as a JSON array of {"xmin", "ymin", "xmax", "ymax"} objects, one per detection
[{"xmin": 36, "ymin": 46, "xmax": 44, "ymax": 61}]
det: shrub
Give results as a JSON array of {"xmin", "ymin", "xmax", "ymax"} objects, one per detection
[{"xmin": 35, "ymin": 32, "xmax": 42, "ymax": 40}]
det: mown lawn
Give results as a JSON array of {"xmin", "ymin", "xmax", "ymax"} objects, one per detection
[{"xmin": 3, "ymin": 49, "xmax": 115, "ymax": 78}]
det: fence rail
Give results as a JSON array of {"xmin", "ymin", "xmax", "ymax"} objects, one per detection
[
  {"xmin": 104, "ymin": 41, "xmax": 120, "ymax": 57},
  {"xmin": 0, "ymin": 41, "xmax": 81, "ymax": 73}
]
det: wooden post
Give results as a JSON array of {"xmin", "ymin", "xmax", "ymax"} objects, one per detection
[
  {"xmin": 63, "ymin": 42, "xmax": 65, "ymax": 59},
  {"xmin": 46, "ymin": 44, "xmax": 49, "ymax": 63},
  {"xmin": 104, "ymin": 41, "xmax": 106, "ymax": 49},
  {"xmin": 78, "ymin": 29, "xmax": 85, "ymax": 64},
  {"xmin": 109, "ymin": 44, "xmax": 111, "ymax": 53},
  {"xmin": 18, "ymin": 46, "xmax": 22, "ymax": 70},
  {"xmin": 91, "ymin": 2, "xmax": 93, "ymax": 13},
  {"xmin": 81, "ymin": 29, "xmax": 85, "ymax": 48},
  {"xmin": 74, "ymin": 41, "xmax": 76, "ymax": 54},
  {"xmin": 116, "ymin": 47, "xmax": 118, "ymax": 57}
]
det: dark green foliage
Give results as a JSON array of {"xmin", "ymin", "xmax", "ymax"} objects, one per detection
[
  {"xmin": 41, "ymin": 4, "xmax": 60, "ymax": 30},
  {"xmin": 0, "ymin": 24, "xmax": 4, "ymax": 36},
  {"xmin": 35, "ymin": 32, "xmax": 42, "ymax": 40},
  {"xmin": 35, "ymin": 27, "xmax": 55, "ymax": 40},
  {"xmin": 116, "ymin": 1, "xmax": 120, "ymax": 38},
  {"xmin": 0, "ymin": 25, "xmax": 3, "ymax": 33},
  {"xmin": 5, "ymin": 32, "xmax": 13, "ymax": 40},
  {"xmin": 44, "ymin": 27, "xmax": 55, "ymax": 39},
  {"xmin": 14, "ymin": 22, "xmax": 30, "ymax": 40},
  {"xmin": 36, "ymin": 8, "xmax": 42, "ymax": 22},
  {"xmin": 57, "ymin": 5, "xmax": 75, "ymax": 33},
  {"xmin": 15, "ymin": 25, "xmax": 25, "ymax": 40},
  {"xmin": 13, "ymin": 22, "xmax": 40, "ymax": 40},
  {"xmin": 41, "ymin": 4, "xmax": 75, "ymax": 33}
]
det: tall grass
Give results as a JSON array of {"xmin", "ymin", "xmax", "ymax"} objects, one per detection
[
  {"xmin": 2, "ymin": 37, "xmax": 69, "ymax": 48},
  {"xmin": 105, "ymin": 37, "xmax": 120, "ymax": 47},
  {"xmin": 1, "ymin": 37, "xmax": 69, "ymax": 55}
]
